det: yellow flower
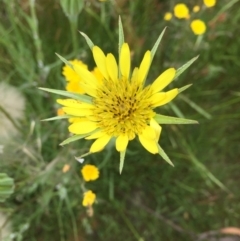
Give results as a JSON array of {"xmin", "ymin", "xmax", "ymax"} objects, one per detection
[
  {"xmin": 203, "ymin": 0, "xmax": 216, "ymax": 8},
  {"xmin": 174, "ymin": 3, "xmax": 189, "ymax": 19},
  {"xmin": 81, "ymin": 164, "xmax": 99, "ymax": 181},
  {"xmin": 58, "ymin": 43, "xmax": 179, "ymax": 156},
  {"xmin": 62, "ymin": 164, "xmax": 70, "ymax": 173},
  {"xmin": 62, "ymin": 59, "xmax": 88, "ymax": 94},
  {"xmin": 193, "ymin": 5, "xmax": 200, "ymax": 13},
  {"xmin": 82, "ymin": 190, "xmax": 96, "ymax": 207},
  {"xmin": 190, "ymin": 19, "xmax": 207, "ymax": 35},
  {"xmin": 164, "ymin": 12, "xmax": 172, "ymax": 21},
  {"xmin": 57, "ymin": 108, "xmax": 65, "ymax": 116}
]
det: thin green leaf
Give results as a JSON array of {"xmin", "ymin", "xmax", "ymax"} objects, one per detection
[
  {"xmin": 39, "ymin": 87, "xmax": 92, "ymax": 104},
  {"xmin": 154, "ymin": 114, "xmax": 198, "ymax": 125},
  {"xmin": 178, "ymin": 84, "xmax": 192, "ymax": 93},
  {"xmin": 79, "ymin": 31, "xmax": 94, "ymax": 50},
  {"xmin": 60, "ymin": 134, "xmax": 89, "ymax": 146},
  {"xmin": 157, "ymin": 145, "xmax": 174, "ymax": 167},
  {"xmin": 55, "ymin": 53, "xmax": 73, "ymax": 68},
  {"xmin": 150, "ymin": 27, "xmax": 167, "ymax": 63},
  {"xmin": 179, "ymin": 95, "xmax": 212, "ymax": 119},
  {"xmin": 41, "ymin": 115, "xmax": 72, "ymax": 122},
  {"xmin": 174, "ymin": 56, "xmax": 199, "ymax": 80},
  {"xmin": 119, "ymin": 150, "xmax": 126, "ymax": 174}
]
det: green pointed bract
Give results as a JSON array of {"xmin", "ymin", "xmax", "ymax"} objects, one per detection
[
  {"xmin": 79, "ymin": 31, "xmax": 94, "ymax": 50},
  {"xmin": 157, "ymin": 145, "xmax": 174, "ymax": 167},
  {"xmin": 154, "ymin": 114, "xmax": 198, "ymax": 125},
  {"xmin": 0, "ymin": 173, "xmax": 14, "ymax": 202},
  {"xmin": 174, "ymin": 55, "xmax": 199, "ymax": 80},
  {"xmin": 39, "ymin": 87, "xmax": 92, "ymax": 104},
  {"xmin": 119, "ymin": 150, "xmax": 126, "ymax": 174},
  {"xmin": 118, "ymin": 16, "xmax": 124, "ymax": 78},
  {"xmin": 150, "ymin": 27, "xmax": 167, "ymax": 63},
  {"xmin": 118, "ymin": 16, "xmax": 125, "ymax": 55},
  {"xmin": 55, "ymin": 53, "xmax": 73, "ymax": 69},
  {"xmin": 60, "ymin": 134, "xmax": 90, "ymax": 146},
  {"xmin": 178, "ymin": 84, "xmax": 192, "ymax": 94},
  {"xmin": 41, "ymin": 115, "xmax": 72, "ymax": 122}
]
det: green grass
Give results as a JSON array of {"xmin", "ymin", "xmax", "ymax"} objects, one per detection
[{"xmin": 1, "ymin": 0, "xmax": 240, "ymax": 240}]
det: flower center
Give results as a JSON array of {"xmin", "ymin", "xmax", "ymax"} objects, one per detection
[{"xmin": 92, "ymin": 78, "xmax": 155, "ymax": 139}]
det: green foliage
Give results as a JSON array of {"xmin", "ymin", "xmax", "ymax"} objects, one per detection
[
  {"xmin": 1, "ymin": 0, "xmax": 240, "ymax": 240},
  {"xmin": 0, "ymin": 173, "xmax": 14, "ymax": 202}
]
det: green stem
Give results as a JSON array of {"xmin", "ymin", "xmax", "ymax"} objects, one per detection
[
  {"xmin": 70, "ymin": 17, "xmax": 78, "ymax": 54},
  {"xmin": 0, "ymin": 105, "xmax": 22, "ymax": 133}
]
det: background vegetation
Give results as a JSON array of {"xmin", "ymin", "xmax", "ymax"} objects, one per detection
[{"xmin": 1, "ymin": 0, "xmax": 240, "ymax": 240}]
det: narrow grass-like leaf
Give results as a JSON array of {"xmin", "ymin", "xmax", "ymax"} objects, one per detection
[
  {"xmin": 174, "ymin": 56, "xmax": 199, "ymax": 80},
  {"xmin": 41, "ymin": 115, "xmax": 72, "ymax": 122},
  {"xmin": 150, "ymin": 27, "xmax": 166, "ymax": 63},
  {"xmin": 60, "ymin": 134, "xmax": 89, "ymax": 146},
  {"xmin": 157, "ymin": 145, "xmax": 174, "ymax": 166},
  {"xmin": 55, "ymin": 53, "xmax": 73, "ymax": 68},
  {"xmin": 39, "ymin": 87, "xmax": 92, "ymax": 104},
  {"xmin": 178, "ymin": 84, "xmax": 192, "ymax": 94},
  {"xmin": 79, "ymin": 31, "xmax": 94, "ymax": 50},
  {"xmin": 179, "ymin": 95, "xmax": 212, "ymax": 119},
  {"xmin": 119, "ymin": 150, "xmax": 126, "ymax": 174},
  {"xmin": 154, "ymin": 114, "xmax": 198, "ymax": 125}
]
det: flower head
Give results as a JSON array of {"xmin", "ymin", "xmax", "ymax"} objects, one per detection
[
  {"xmin": 62, "ymin": 59, "xmax": 88, "ymax": 94},
  {"xmin": 81, "ymin": 164, "xmax": 99, "ymax": 181},
  {"xmin": 193, "ymin": 5, "xmax": 200, "ymax": 13},
  {"xmin": 82, "ymin": 190, "xmax": 96, "ymax": 207},
  {"xmin": 190, "ymin": 19, "xmax": 207, "ymax": 35},
  {"xmin": 42, "ymin": 19, "xmax": 198, "ymax": 172},
  {"xmin": 174, "ymin": 3, "xmax": 189, "ymax": 19},
  {"xmin": 203, "ymin": 0, "xmax": 216, "ymax": 8},
  {"xmin": 164, "ymin": 12, "xmax": 172, "ymax": 21}
]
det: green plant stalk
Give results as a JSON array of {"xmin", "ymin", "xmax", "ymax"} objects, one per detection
[
  {"xmin": 0, "ymin": 105, "xmax": 22, "ymax": 133},
  {"xmin": 69, "ymin": 17, "xmax": 79, "ymax": 54},
  {"xmin": 29, "ymin": 0, "xmax": 45, "ymax": 72}
]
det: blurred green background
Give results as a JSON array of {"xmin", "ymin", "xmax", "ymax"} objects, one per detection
[{"xmin": 1, "ymin": 0, "xmax": 240, "ymax": 240}]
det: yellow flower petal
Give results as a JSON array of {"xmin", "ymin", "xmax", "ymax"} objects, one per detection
[
  {"xmin": 62, "ymin": 107, "xmax": 93, "ymax": 116},
  {"xmin": 116, "ymin": 135, "xmax": 129, "ymax": 152},
  {"xmin": 57, "ymin": 99, "xmax": 93, "ymax": 108},
  {"xmin": 138, "ymin": 135, "xmax": 158, "ymax": 154},
  {"xmin": 150, "ymin": 92, "xmax": 166, "ymax": 106},
  {"xmin": 85, "ymin": 130, "xmax": 105, "ymax": 140},
  {"xmin": 74, "ymin": 64, "xmax": 98, "ymax": 88},
  {"xmin": 150, "ymin": 118, "xmax": 162, "ymax": 142},
  {"xmin": 92, "ymin": 46, "xmax": 109, "ymax": 80},
  {"xmin": 151, "ymin": 68, "xmax": 176, "ymax": 94},
  {"xmin": 141, "ymin": 125, "xmax": 156, "ymax": 140},
  {"xmin": 90, "ymin": 134, "xmax": 111, "ymax": 153},
  {"xmin": 154, "ymin": 88, "xmax": 179, "ymax": 107},
  {"xmin": 120, "ymin": 43, "xmax": 130, "ymax": 79},
  {"xmin": 106, "ymin": 53, "xmax": 118, "ymax": 81},
  {"xmin": 69, "ymin": 121, "xmax": 97, "ymax": 134},
  {"xmin": 79, "ymin": 82, "xmax": 97, "ymax": 97},
  {"xmin": 138, "ymin": 51, "xmax": 151, "ymax": 84}
]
